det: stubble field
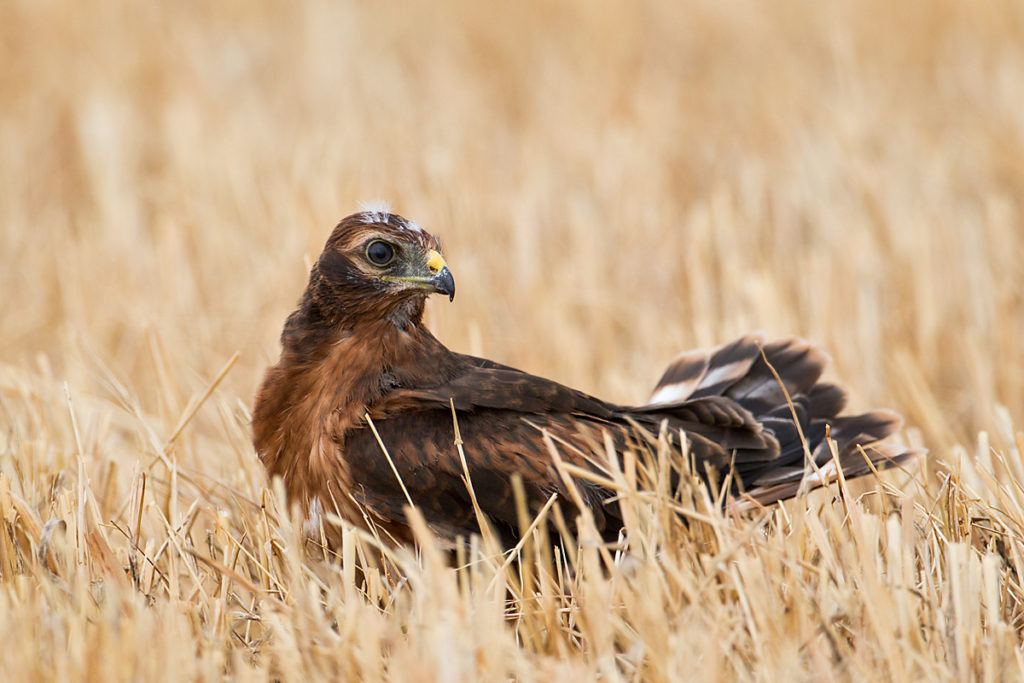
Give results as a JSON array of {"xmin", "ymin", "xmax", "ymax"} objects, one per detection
[{"xmin": 2, "ymin": 1, "xmax": 1024, "ymax": 680}]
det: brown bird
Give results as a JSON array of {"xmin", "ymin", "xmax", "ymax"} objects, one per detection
[{"xmin": 253, "ymin": 206, "xmax": 915, "ymax": 547}]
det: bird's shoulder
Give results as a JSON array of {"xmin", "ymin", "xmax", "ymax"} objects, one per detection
[{"xmin": 370, "ymin": 352, "xmax": 617, "ymax": 419}]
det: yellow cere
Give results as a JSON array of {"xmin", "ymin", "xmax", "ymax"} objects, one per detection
[{"xmin": 425, "ymin": 249, "xmax": 447, "ymax": 274}]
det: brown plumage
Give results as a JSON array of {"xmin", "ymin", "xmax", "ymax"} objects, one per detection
[{"xmin": 253, "ymin": 208, "xmax": 916, "ymax": 546}]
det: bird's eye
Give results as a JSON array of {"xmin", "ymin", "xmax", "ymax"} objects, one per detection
[{"xmin": 365, "ymin": 240, "xmax": 396, "ymax": 266}]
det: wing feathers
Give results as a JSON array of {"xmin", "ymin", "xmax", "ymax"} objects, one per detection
[
  {"xmin": 649, "ymin": 334, "xmax": 766, "ymax": 405},
  {"xmin": 376, "ymin": 366, "xmax": 613, "ymax": 418},
  {"xmin": 648, "ymin": 348, "xmax": 709, "ymax": 404},
  {"xmin": 344, "ymin": 334, "xmax": 915, "ymax": 543},
  {"xmin": 643, "ymin": 336, "xmax": 915, "ymax": 502}
]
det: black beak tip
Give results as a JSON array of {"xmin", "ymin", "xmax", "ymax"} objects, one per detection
[{"xmin": 433, "ymin": 266, "xmax": 456, "ymax": 302}]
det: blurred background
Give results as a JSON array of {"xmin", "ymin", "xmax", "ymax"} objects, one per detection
[{"xmin": 3, "ymin": 0, "xmax": 1023, "ymax": 465}]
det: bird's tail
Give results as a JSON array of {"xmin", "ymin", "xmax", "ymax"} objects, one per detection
[{"xmin": 647, "ymin": 333, "xmax": 920, "ymax": 505}]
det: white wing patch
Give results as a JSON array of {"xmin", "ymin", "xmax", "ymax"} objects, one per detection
[
  {"xmin": 647, "ymin": 383, "xmax": 694, "ymax": 406},
  {"xmin": 698, "ymin": 359, "xmax": 752, "ymax": 390}
]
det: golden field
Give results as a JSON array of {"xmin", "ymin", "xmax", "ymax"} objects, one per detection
[{"xmin": 2, "ymin": 0, "xmax": 1024, "ymax": 679}]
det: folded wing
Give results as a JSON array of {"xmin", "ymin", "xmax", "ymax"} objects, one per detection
[{"xmin": 345, "ymin": 337, "xmax": 914, "ymax": 542}]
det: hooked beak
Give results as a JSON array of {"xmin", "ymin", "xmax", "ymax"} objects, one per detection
[
  {"xmin": 425, "ymin": 249, "xmax": 456, "ymax": 301},
  {"xmin": 431, "ymin": 265, "xmax": 456, "ymax": 301},
  {"xmin": 382, "ymin": 248, "xmax": 456, "ymax": 301}
]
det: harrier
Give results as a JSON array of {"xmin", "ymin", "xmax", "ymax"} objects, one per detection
[{"xmin": 253, "ymin": 207, "xmax": 915, "ymax": 546}]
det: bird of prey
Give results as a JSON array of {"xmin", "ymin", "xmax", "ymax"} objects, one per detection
[{"xmin": 253, "ymin": 207, "xmax": 915, "ymax": 547}]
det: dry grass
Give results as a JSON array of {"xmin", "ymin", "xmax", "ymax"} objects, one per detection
[{"xmin": 3, "ymin": 0, "xmax": 1024, "ymax": 680}]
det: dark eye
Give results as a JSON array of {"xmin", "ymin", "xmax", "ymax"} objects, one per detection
[{"xmin": 365, "ymin": 240, "xmax": 396, "ymax": 266}]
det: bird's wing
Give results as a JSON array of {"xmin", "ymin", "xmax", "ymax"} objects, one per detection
[
  {"xmin": 373, "ymin": 356, "xmax": 615, "ymax": 416},
  {"xmin": 347, "ymin": 359, "xmax": 772, "ymax": 541}
]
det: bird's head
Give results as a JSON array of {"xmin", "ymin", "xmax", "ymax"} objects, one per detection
[{"xmin": 303, "ymin": 204, "xmax": 455, "ymax": 329}]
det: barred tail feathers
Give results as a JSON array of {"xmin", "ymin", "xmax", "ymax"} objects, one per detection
[{"xmin": 648, "ymin": 334, "xmax": 919, "ymax": 505}]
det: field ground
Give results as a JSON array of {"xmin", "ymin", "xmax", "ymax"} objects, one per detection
[{"xmin": 3, "ymin": 1, "xmax": 1024, "ymax": 680}]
